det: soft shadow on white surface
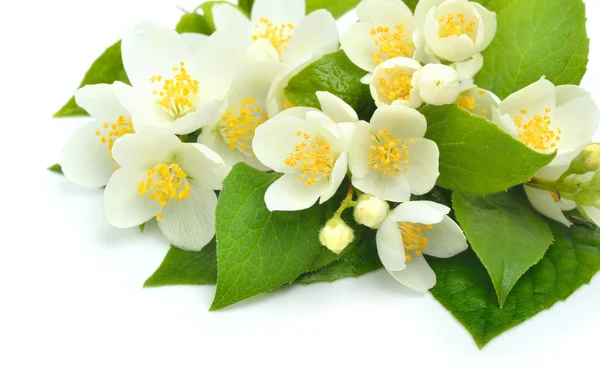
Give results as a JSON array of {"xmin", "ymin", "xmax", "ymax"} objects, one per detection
[{"xmin": 1, "ymin": 0, "xmax": 599, "ymax": 387}]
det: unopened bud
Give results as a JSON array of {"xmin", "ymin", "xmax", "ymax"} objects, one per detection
[
  {"xmin": 354, "ymin": 195, "xmax": 389, "ymax": 229},
  {"xmin": 567, "ymin": 143, "xmax": 600, "ymax": 175},
  {"xmin": 319, "ymin": 218, "xmax": 354, "ymax": 254},
  {"xmin": 413, "ymin": 64, "xmax": 460, "ymax": 106}
]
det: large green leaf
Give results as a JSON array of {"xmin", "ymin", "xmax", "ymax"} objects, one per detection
[
  {"xmin": 475, "ymin": 0, "xmax": 589, "ymax": 99},
  {"xmin": 144, "ymin": 241, "xmax": 218, "ymax": 287},
  {"xmin": 453, "ymin": 189, "xmax": 554, "ymax": 306},
  {"xmin": 175, "ymin": 12, "xmax": 213, "ymax": 34},
  {"xmin": 54, "ymin": 41, "xmax": 129, "ymax": 118},
  {"xmin": 306, "ymin": 0, "xmax": 361, "ymax": 18},
  {"xmin": 422, "ymin": 105, "xmax": 555, "ymax": 194},
  {"xmin": 284, "ymin": 50, "xmax": 376, "ymax": 120},
  {"xmin": 430, "ymin": 222, "xmax": 600, "ymax": 348},
  {"xmin": 211, "ymin": 164, "xmax": 328, "ymax": 310}
]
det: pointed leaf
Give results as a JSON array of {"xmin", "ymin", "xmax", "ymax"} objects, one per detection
[
  {"xmin": 48, "ymin": 164, "xmax": 63, "ymax": 175},
  {"xmin": 176, "ymin": 12, "xmax": 212, "ymax": 34}
]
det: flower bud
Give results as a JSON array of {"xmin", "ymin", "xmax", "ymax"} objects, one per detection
[
  {"xmin": 319, "ymin": 218, "xmax": 354, "ymax": 254},
  {"xmin": 413, "ymin": 64, "xmax": 460, "ymax": 106},
  {"xmin": 354, "ymin": 195, "xmax": 389, "ymax": 229},
  {"xmin": 566, "ymin": 143, "xmax": 600, "ymax": 175}
]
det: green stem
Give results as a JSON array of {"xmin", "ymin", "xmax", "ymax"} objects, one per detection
[
  {"xmin": 334, "ymin": 185, "xmax": 356, "ymax": 217},
  {"xmin": 527, "ymin": 178, "xmax": 558, "ymax": 192}
]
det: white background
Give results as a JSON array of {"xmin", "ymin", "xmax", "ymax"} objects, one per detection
[{"xmin": 1, "ymin": 0, "xmax": 599, "ymax": 387}]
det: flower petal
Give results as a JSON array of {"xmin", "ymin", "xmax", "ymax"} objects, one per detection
[
  {"xmin": 499, "ymin": 78, "xmax": 556, "ymax": 118},
  {"xmin": 264, "ymin": 174, "xmax": 325, "ymax": 211},
  {"xmin": 357, "ymin": 0, "xmax": 416, "ymax": 31},
  {"xmin": 348, "ymin": 121, "xmax": 374, "ymax": 179},
  {"xmin": 177, "ymin": 143, "xmax": 229, "ymax": 190},
  {"xmin": 212, "ymin": 2, "xmax": 252, "ymax": 36},
  {"xmin": 585, "ymin": 206, "xmax": 600, "ymax": 226},
  {"xmin": 553, "ymin": 95, "xmax": 599, "ymax": 156},
  {"xmin": 352, "ymin": 170, "xmax": 411, "ymax": 202},
  {"xmin": 74, "ymin": 84, "xmax": 130, "ymax": 121},
  {"xmin": 282, "ymin": 9, "xmax": 339, "ymax": 66},
  {"xmin": 389, "ymin": 200, "xmax": 448, "ymax": 224},
  {"xmin": 370, "ymin": 105, "xmax": 427, "ymax": 139},
  {"xmin": 251, "ymin": 0, "xmax": 306, "ymax": 25},
  {"xmin": 168, "ymin": 99, "xmax": 223, "ymax": 135},
  {"xmin": 266, "ymin": 55, "xmax": 317, "ymax": 117},
  {"xmin": 471, "ymin": 2, "xmax": 497, "ymax": 51},
  {"xmin": 111, "ymin": 131, "xmax": 181, "ymax": 169},
  {"xmin": 340, "ymin": 22, "xmax": 379, "ymax": 72},
  {"xmin": 404, "ymin": 138, "xmax": 440, "ymax": 195},
  {"xmin": 376, "ymin": 215, "xmax": 407, "ymax": 271},
  {"xmin": 414, "ymin": 0, "xmax": 446, "ymax": 27},
  {"xmin": 181, "ymin": 33, "xmax": 209, "ymax": 53},
  {"xmin": 524, "ymin": 185, "xmax": 572, "ymax": 226},
  {"xmin": 387, "ymin": 254, "xmax": 436, "ymax": 292},
  {"xmin": 423, "ymin": 215, "xmax": 468, "ymax": 258},
  {"xmin": 316, "ymin": 91, "xmax": 359, "ymax": 123},
  {"xmin": 111, "ymin": 81, "xmax": 172, "ymax": 132},
  {"xmin": 320, "ymin": 153, "xmax": 348, "ymax": 204},
  {"xmin": 555, "ymin": 85, "xmax": 592, "ymax": 107},
  {"xmin": 451, "ymin": 53, "xmax": 484, "ymax": 81}
]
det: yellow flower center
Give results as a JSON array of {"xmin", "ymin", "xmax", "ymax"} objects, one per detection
[
  {"xmin": 220, "ymin": 97, "xmax": 268, "ymax": 154},
  {"xmin": 284, "ymin": 131, "xmax": 335, "ymax": 186},
  {"xmin": 513, "ymin": 108, "xmax": 562, "ymax": 152},
  {"xmin": 252, "ymin": 18, "xmax": 295, "ymax": 54},
  {"xmin": 138, "ymin": 163, "xmax": 191, "ymax": 221},
  {"xmin": 398, "ymin": 222, "xmax": 434, "ymax": 261},
  {"xmin": 438, "ymin": 13, "xmax": 477, "ymax": 41},
  {"xmin": 95, "ymin": 116, "xmax": 134, "ymax": 158},
  {"xmin": 378, "ymin": 69, "xmax": 413, "ymax": 102},
  {"xmin": 371, "ymin": 24, "xmax": 415, "ymax": 65},
  {"xmin": 455, "ymin": 95, "xmax": 476, "ymax": 111},
  {"xmin": 367, "ymin": 129, "xmax": 411, "ymax": 176},
  {"xmin": 151, "ymin": 62, "xmax": 200, "ymax": 118}
]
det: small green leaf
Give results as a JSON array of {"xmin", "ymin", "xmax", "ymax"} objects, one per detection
[
  {"xmin": 54, "ymin": 41, "xmax": 130, "ymax": 118},
  {"xmin": 199, "ymin": 1, "xmax": 247, "ymax": 30},
  {"xmin": 176, "ymin": 12, "xmax": 213, "ymax": 34},
  {"xmin": 430, "ymin": 222, "xmax": 600, "ymax": 348},
  {"xmin": 139, "ymin": 223, "xmax": 146, "ymax": 234},
  {"xmin": 475, "ymin": 0, "xmax": 589, "ymax": 99},
  {"xmin": 48, "ymin": 164, "xmax": 63, "ymax": 175},
  {"xmin": 453, "ymin": 189, "xmax": 554, "ymax": 306},
  {"xmin": 400, "ymin": 0, "xmax": 419, "ymax": 11},
  {"xmin": 211, "ymin": 164, "xmax": 328, "ymax": 310},
  {"xmin": 284, "ymin": 50, "xmax": 376, "ymax": 120},
  {"xmin": 422, "ymin": 105, "xmax": 555, "ymax": 194},
  {"xmin": 144, "ymin": 241, "xmax": 218, "ymax": 287},
  {"xmin": 238, "ymin": 0, "xmax": 254, "ymax": 15},
  {"xmin": 306, "ymin": 0, "xmax": 361, "ymax": 18}
]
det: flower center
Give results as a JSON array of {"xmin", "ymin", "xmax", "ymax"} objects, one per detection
[
  {"xmin": 438, "ymin": 13, "xmax": 477, "ymax": 41},
  {"xmin": 252, "ymin": 18, "xmax": 295, "ymax": 54},
  {"xmin": 513, "ymin": 108, "xmax": 562, "ymax": 152},
  {"xmin": 151, "ymin": 62, "xmax": 200, "ymax": 118},
  {"xmin": 367, "ymin": 129, "xmax": 411, "ymax": 176},
  {"xmin": 284, "ymin": 131, "xmax": 335, "ymax": 186},
  {"xmin": 95, "ymin": 116, "xmax": 134, "ymax": 158},
  {"xmin": 371, "ymin": 24, "xmax": 415, "ymax": 65},
  {"xmin": 219, "ymin": 97, "xmax": 268, "ymax": 154},
  {"xmin": 138, "ymin": 163, "xmax": 191, "ymax": 221},
  {"xmin": 455, "ymin": 95, "xmax": 476, "ymax": 111},
  {"xmin": 398, "ymin": 222, "xmax": 433, "ymax": 261},
  {"xmin": 378, "ymin": 69, "xmax": 413, "ymax": 102}
]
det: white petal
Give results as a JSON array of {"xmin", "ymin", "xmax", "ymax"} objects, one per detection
[
  {"xmin": 370, "ymin": 105, "xmax": 428, "ymax": 139},
  {"xmin": 320, "ymin": 153, "xmax": 348, "ymax": 204},
  {"xmin": 111, "ymin": 81, "xmax": 172, "ymax": 132},
  {"xmin": 358, "ymin": 0, "xmax": 416, "ymax": 31},
  {"xmin": 282, "ymin": 10, "xmax": 339, "ymax": 66},
  {"xmin": 316, "ymin": 91, "xmax": 359, "ymax": 123},
  {"xmin": 348, "ymin": 121, "xmax": 374, "ymax": 179},
  {"xmin": 492, "ymin": 106, "xmax": 519, "ymax": 139},
  {"xmin": 414, "ymin": 64, "xmax": 461, "ymax": 105},
  {"xmin": 104, "ymin": 167, "xmax": 160, "ymax": 228},
  {"xmin": 245, "ymin": 39, "xmax": 281, "ymax": 62},
  {"xmin": 340, "ymin": 22, "xmax": 379, "ymax": 72},
  {"xmin": 404, "ymin": 138, "xmax": 440, "ymax": 195},
  {"xmin": 499, "ymin": 78, "xmax": 556, "ymax": 118},
  {"xmin": 451, "ymin": 53, "xmax": 484, "ymax": 81},
  {"xmin": 376, "ymin": 215, "xmax": 407, "ymax": 271},
  {"xmin": 389, "ymin": 200, "xmax": 448, "ymax": 224},
  {"xmin": 266, "ymin": 55, "xmax": 317, "ymax": 117},
  {"xmin": 212, "ymin": 2, "xmax": 252, "ymax": 36},
  {"xmin": 198, "ymin": 126, "xmax": 268, "ymax": 171},
  {"xmin": 251, "ymin": 0, "xmax": 306, "ymax": 25},
  {"xmin": 74, "ymin": 84, "xmax": 130, "ymax": 121},
  {"xmin": 168, "ymin": 99, "xmax": 223, "ymax": 135},
  {"xmin": 414, "ymin": 0, "xmax": 446, "ymax": 27},
  {"xmin": 59, "ymin": 121, "xmax": 118, "ymax": 188},
  {"xmin": 304, "ymin": 111, "xmax": 346, "ymax": 148},
  {"xmin": 553, "ymin": 96, "xmax": 599, "ymax": 156},
  {"xmin": 555, "ymin": 85, "xmax": 592, "ymax": 107},
  {"xmin": 471, "ymin": 2, "xmax": 497, "ymax": 51},
  {"xmin": 111, "ymin": 131, "xmax": 181, "ymax": 169},
  {"xmin": 387, "ymin": 254, "xmax": 436, "ymax": 292},
  {"xmin": 459, "ymin": 86, "xmax": 499, "ymax": 120},
  {"xmin": 229, "ymin": 61, "xmax": 286, "ymax": 104},
  {"xmin": 352, "ymin": 170, "xmax": 411, "ymax": 203},
  {"xmin": 264, "ymin": 174, "xmax": 325, "ymax": 211},
  {"xmin": 425, "ymin": 10, "xmax": 476, "ymax": 62},
  {"xmin": 337, "ymin": 122, "xmax": 357, "ymax": 149},
  {"xmin": 524, "ymin": 186, "xmax": 572, "ymax": 226},
  {"xmin": 177, "ymin": 143, "xmax": 229, "ymax": 191},
  {"xmin": 158, "ymin": 184, "xmax": 218, "ymax": 251},
  {"xmin": 423, "ymin": 215, "xmax": 468, "ymax": 258},
  {"xmin": 370, "ymin": 57, "xmax": 423, "ymax": 108},
  {"xmin": 181, "ymin": 33, "xmax": 208, "ymax": 53},
  {"xmin": 585, "ymin": 206, "xmax": 600, "ymax": 225}
]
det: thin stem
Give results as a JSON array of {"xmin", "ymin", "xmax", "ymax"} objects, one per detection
[{"xmin": 334, "ymin": 185, "xmax": 355, "ymax": 217}]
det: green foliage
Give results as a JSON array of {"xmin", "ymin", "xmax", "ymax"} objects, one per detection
[
  {"xmin": 401, "ymin": 0, "xmax": 419, "ymax": 11},
  {"xmin": 422, "ymin": 105, "xmax": 555, "ymax": 194},
  {"xmin": 430, "ymin": 222, "xmax": 600, "ymax": 348},
  {"xmin": 144, "ymin": 241, "xmax": 218, "ymax": 287},
  {"xmin": 238, "ymin": 0, "xmax": 254, "ymax": 15},
  {"xmin": 47, "ymin": 164, "xmax": 63, "ymax": 175},
  {"xmin": 54, "ymin": 41, "xmax": 129, "ymax": 118},
  {"xmin": 306, "ymin": 0, "xmax": 361, "ymax": 18},
  {"xmin": 453, "ymin": 189, "xmax": 554, "ymax": 306},
  {"xmin": 175, "ymin": 12, "xmax": 212, "ymax": 34},
  {"xmin": 476, "ymin": 0, "xmax": 589, "ymax": 99},
  {"xmin": 284, "ymin": 50, "xmax": 376, "ymax": 120}
]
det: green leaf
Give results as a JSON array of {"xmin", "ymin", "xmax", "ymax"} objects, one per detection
[
  {"xmin": 54, "ymin": 41, "xmax": 130, "ymax": 118},
  {"xmin": 238, "ymin": 0, "xmax": 254, "ymax": 15},
  {"xmin": 430, "ymin": 222, "xmax": 600, "ymax": 348},
  {"xmin": 144, "ymin": 241, "xmax": 217, "ymax": 287},
  {"xmin": 306, "ymin": 0, "xmax": 361, "ymax": 18},
  {"xmin": 211, "ymin": 164, "xmax": 328, "ymax": 310},
  {"xmin": 47, "ymin": 164, "xmax": 63, "ymax": 175},
  {"xmin": 175, "ymin": 12, "xmax": 212, "ymax": 34},
  {"xmin": 475, "ymin": 0, "xmax": 589, "ymax": 99},
  {"xmin": 422, "ymin": 105, "xmax": 555, "ymax": 194},
  {"xmin": 284, "ymin": 50, "xmax": 376, "ymax": 121},
  {"xmin": 400, "ymin": 0, "xmax": 419, "ymax": 11},
  {"xmin": 453, "ymin": 189, "xmax": 554, "ymax": 306},
  {"xmin": 199, "ymin": 1, "xmax": 246, "ymax": 30}
]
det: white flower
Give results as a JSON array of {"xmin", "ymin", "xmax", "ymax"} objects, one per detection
[
  {"xmin": 198, "ymin": 61, "xmax": 286, "ymax": 170},
  {"xmin": 113, "ymin": 21, "xmax": 248, "ymax": 135},
  {"xmin": 320, "ymin": 218, "xmax": 355, "ymax": 254},
  {"xmin": 354, "ymin": 195, "xmax": 390, "ymax": 228},
  {"xmin": 414, "ymin": 0, "xmax": 496, "ymax": 63},
  {"xmin": 454, "ymin": 85, "xmax": 499, "ymax": 120},
  {"xmin": 348, "ymin": 105, "xmax": 439, "ymax": 202},
  {"xmin": 59, "ymin": 84, "xmax": 134, "ymax": 188},
  {"xmin": 341, "ymin": 0, "xmax": 418, "ymax": 73},
  {"xmin": 377, "ymin": 201, "xmax": 468, "ymax": 292},
  {"xmin": 492, "ymin": 79, "xmax": 600, "ymax": 165},
  {"xmin": 104, "ymin": 131, "xmax": 229, "ymax": 251},
  {"xmin": 412, "ymin": 64, "xmax": 461, "ymax": 105},
  {"xmin": 363, "ymin": 57, "xmax": 423, "ymax": 108},
  {"xmin": 253, "ymin": 92, "xmax": 358, "ymax": 211}
]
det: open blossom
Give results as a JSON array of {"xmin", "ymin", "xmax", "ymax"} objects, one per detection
[
  {"xmin": 363, "ymin": 57, "xmax": 423, "ymax": 108},
  {"xmin": 60, "ymin": 84, "xmax": 134, "ymax": 188},
  {"xmin": 377, "ymin": 201, "xmax": 468, "ymax": 292},
  {"xmin": 348, "ymin": 105, "xmax": 439, "ymax": 202},
  {"xmin": 414, "ymin": 0, "xmax": 496, "ymax": 62},
  {"xmin": 253, "ymin": 92, "xmax": 357, "ymax": 211},
  {"xmin": 113, "ymin": 21, "xmax": 247, "ymax": 135},
  {"xmin": 454, "ymin": 85, "xmax": 499, "ymax": 120},
  {"xmin": 492, "ymin": 79, "xmax": 600, "ymax": 165},
  {"xmin": 104, "ymin": 131, "xmax": 229, "ymax": 251}
]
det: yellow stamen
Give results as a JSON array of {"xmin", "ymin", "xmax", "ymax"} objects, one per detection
[
  {"xmin": 438, "ymin": 13, "xmax": 477, "ymax": 42},
  {"xmin": 284, "ymin": 132, "xmax": 334, "ymax": 186},
  {"xmin": 219, "ymin": 97, "xmax": 267, "ymax": 154},
  {"xmin": 378, "ymin": 68, "xmax": 413, "ymax": 102},
  {"xmin": 455, "ymin": 95, "xmax": 476, "ymax": 111},
  {"xmin": 398, "ymin": 222, "xmax": 434, "ymax": 261},
  {"xmin": 252, "ymin": 18, "xmax": 295, "ymax": 54},
  {"xmin": 514, "ymin": 108, "xmax": 562, "ymax": 152},
  {"xmin": 371, "ymin": 24, "xmax": 415, "ymax": 65},
  {"xmin": 96, "ymin": 115, "xmax": 134, "ymax": 158},
  {"xmin": 138, "ymin": 163, "xmax": 192, "ymax": 221},
  {"xmin": 550, "ymin": 192, "xmax": 561, "ymax": 203},
  {"xmin": 367, "ymin": 129, "xmax": 411, "ymax": 176},
  {"xmin": 151, "ymin": 62, "xmax": 200, "ymax": 118}
]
